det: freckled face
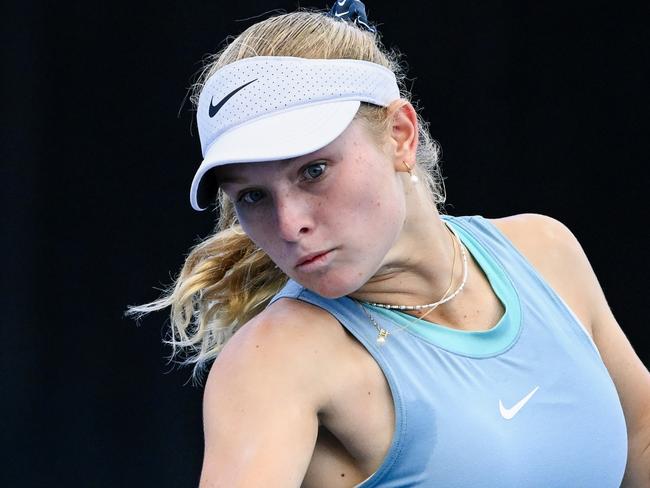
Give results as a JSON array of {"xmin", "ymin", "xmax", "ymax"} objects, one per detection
[{"xmin": 216, "ymin": 120, "xmax": 407, "ymax": 298}]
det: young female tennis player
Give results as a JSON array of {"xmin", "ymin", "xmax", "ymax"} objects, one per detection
[{"xmin": 132, "ymin": 6, "xmax": 650, "ymax": 487}]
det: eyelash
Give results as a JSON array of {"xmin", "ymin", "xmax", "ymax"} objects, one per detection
[
  {"xmin": 238, "ymin": 189, "xmax": 265, "ymax": 205},
  {"xmin": 236, "ymin": 161, "xmax": 328, "ymax": 205},
  {"xmin": 301, "ymin": 161, "xmax": 327, "ymax": 181}
]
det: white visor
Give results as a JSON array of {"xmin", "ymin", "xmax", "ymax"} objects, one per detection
[{"xmin": 191, "ymin": 56, "xmax": 400, "ymax": 210}]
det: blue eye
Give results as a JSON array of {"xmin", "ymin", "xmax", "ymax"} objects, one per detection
[
  {"xmin": 303, "ymin": 162, "xmax": 327, "ymax": 180},
  {"xmin": 239, "ymin": 189, "xmax": 265, "ymax": 204}
]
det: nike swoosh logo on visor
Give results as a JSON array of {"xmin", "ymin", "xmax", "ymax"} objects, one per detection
[
  {"xmin": 337, "ymin": 0, "xmax": 346, "ymax": 5},
  {"xmin": 208, "ymin": 78, "xmax": 257, "ymax": 118},
  {"xmin": 499, "ymin": 386, "xmax": 540, "ymax": 420}
]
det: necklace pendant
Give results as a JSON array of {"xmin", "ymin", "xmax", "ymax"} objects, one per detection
[{"xmin": 377, "ymin": 329, "xmax": 389, "ymax": 344}]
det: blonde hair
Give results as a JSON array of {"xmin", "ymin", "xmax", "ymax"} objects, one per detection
[{"xmin": 128, "ymin": 10, "xmax": 444, "ymax": 377}]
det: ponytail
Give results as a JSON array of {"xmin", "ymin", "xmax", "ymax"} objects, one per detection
[
  {"xmin": 128, "ymin": 11, "xmax": 443, "ymax": 376},
  {"xmin": 127, "ymin": 192, "xmax": 287, "ymax": 377}
]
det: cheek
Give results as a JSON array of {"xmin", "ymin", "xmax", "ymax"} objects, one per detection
[
  {"xmin": 237, "ymin": 211, "xmax": 275, "ymax": 253},
  {"xmin": 360, "ymin": 198, "xmax": 405, "ymax": 259},
  {"xmin": 333, "ymin": 162, "xmax": 406, "ymax": 255},
  {"xmin": 237, "ymin": 210, "xmax": 295, "ymax": 271},
  {"xmin": 344, "ymin": 163, "xmax": 405, "ymax": 229}
]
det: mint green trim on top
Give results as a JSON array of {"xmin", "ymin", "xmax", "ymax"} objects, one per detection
[{"xmin": 367, "ymin": 216, "xmax": 522, "ymax": 358}]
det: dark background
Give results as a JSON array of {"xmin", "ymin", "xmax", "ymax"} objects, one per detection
[{"xmin": 2, "ymin": 1, "xmax": 648, "ymax": 486}]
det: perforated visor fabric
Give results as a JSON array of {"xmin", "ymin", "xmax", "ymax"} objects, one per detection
[
  {"xmin": 197, "ymin": 57, "xmax": 399, "ymax": 155},
  {"xmin": 190, "ymin": 56, "xmax": 400, "ymax": 210}
]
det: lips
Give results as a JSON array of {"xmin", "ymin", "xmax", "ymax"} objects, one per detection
[{"xmin": 295, "ymin": 250, "xmax": 332, "ymax": 268}]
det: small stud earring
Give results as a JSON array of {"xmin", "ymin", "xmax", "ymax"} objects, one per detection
[{"xmin": 403, "ymin": 161, "xmax": 419, "ymax": 183}]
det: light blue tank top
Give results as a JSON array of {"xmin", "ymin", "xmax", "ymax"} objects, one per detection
[{"xmin": 269, "ymin": 215, "xmax": 627, "ymax": 487}]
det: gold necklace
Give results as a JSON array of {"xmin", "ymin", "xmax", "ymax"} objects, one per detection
[
  {"xmin": 363, "ymin": 223, "xmax": 468, "ymax": 311},
  {"xmin": 358, "ymin": 222, "xmax": 468, "ymax": 344}
]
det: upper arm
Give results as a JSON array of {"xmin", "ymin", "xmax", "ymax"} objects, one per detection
[
  {"xmin": 493, "ymin": 213, "xmax": 650, "ymax": 485},
  {"xmin": 569, "ymin": 229, "xmax": 650, "ymax": 485},
  {"xmin": 199, "ymin": 301, "xmax": 335, "ymax": 488}
]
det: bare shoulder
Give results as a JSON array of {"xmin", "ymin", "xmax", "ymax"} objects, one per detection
[
  {"xmin": 487, "ymin": 213, "xmax": 595, "ymax": 335},
  {"xmin": 488, "ymin": 213, "xmax": 580, "ymax": 260},
  {"xmin": 204, "ymin": 297, "xmax": 350, "ymax": 414},
  {"xmin": 200, "ymin": 298, "xmax": 350, "ymax": 487}
]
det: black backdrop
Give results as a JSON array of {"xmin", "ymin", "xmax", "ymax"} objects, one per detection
[{"xmin": 2, "ymin": 1, "xmax": 648, "ymax": 486}]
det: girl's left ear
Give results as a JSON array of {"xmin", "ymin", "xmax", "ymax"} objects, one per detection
[{"xmin": 387, "ymin": 100, "xmax": 419, "ymax": 172}]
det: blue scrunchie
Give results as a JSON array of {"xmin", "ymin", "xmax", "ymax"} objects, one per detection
[{"xmin": 328, "ymin": 0, "xmax": 377, "ymax": 33}]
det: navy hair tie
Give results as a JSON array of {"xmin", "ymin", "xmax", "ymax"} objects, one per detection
[{"xmin": 328, "ymin": 0, "xmax": 377, "ymax": 33}]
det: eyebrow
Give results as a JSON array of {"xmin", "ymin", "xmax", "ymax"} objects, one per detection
[
  {"xmin": 217, "ymin": 174, "xmax": 246, "ymax": 185},
  {"xmin": 215, "ymin": 156, "xmax": 305, "ymax": 186}
]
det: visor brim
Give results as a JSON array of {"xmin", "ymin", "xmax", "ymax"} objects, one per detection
[{"xmin": 190, "ymin": 100, "xmax": 361, "ymax": 211}]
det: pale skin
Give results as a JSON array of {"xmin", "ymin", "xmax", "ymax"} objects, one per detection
[{"xmin": 199, "ymin": 101, "xmax": 650, "ymax": 487}]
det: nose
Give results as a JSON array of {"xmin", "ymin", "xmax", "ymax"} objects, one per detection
[{"xmin": 274, "ymin": 192, "xmax": 313, "ymax": 242}]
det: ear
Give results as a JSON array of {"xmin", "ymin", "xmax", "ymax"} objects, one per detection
[{"xmin": 386, "ymin": 100, "xmax": 419, "ymax": 173}]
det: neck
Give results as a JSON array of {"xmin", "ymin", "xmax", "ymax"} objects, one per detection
[{"xmin": 349, "ymin": 177, "xmax": 461, "ymax": 308}]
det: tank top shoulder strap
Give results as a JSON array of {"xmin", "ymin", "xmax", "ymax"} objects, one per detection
[
  {"xmin": 441, "ymin": 214, "xmax": 533, "ymax": 274},
  {"xmin": 269, "ymin": 279, "xmax": 392, "ymax": 359},
  {"xmin": 444, "ymin": 214, "xmax": 601, "ymax": 358}
]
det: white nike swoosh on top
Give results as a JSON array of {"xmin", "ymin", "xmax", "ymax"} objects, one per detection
[
  {"xmin": 334, "ymin": 10, "xmax": 349, "ymax": 17},
  {"xmin": 337, "ymin": 0, "xmax": 346, "ymax": 5},
  {"xmin": 499, "ymin": 386, "xmax": 540, "ymax": 420}
]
